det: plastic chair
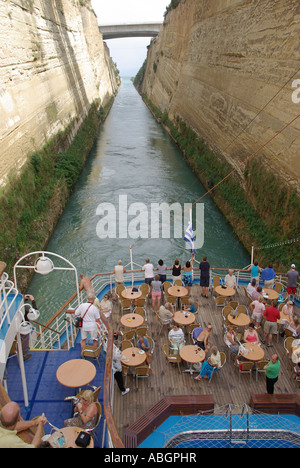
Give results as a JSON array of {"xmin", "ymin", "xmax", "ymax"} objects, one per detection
[
  {"xmin": 174, "ymin": 279, "xmax": 182, "ymax": 286},
  {"xmin": 163, "ymin": 281, "xmax": 172, "ymax": 293},
  {"xmin": 274, "ymin": 282, "xmax": 284, "ymax": 294},
  {"xmin": 140, "ymin": 283, "xmax": 149, "ymax": 298},
  {"xmin": 212, "ymin": 276, "xmax": 221, "ymax": 295},
  {"xmin": 134, "ymin": 307, "xmax": 146, "ymax": 323},
  {"xmin": 120, "ymin": 299, "xmax": 131, "ymax": 313},
  {"xmin": 236, "ymin": 360, "xmax": 254, "ymax": 382},
  {"xmin": 236, "ymin": 304, "xmax": 247, "ymax": 315},
  {"xmin": 135, "ymin": 297, "xmax": 146, "ymax": 307},
  {"xmin": 284, "ymin": 337, "xmax": 294, "ymax": 359},
  {"xmin": 121, "ymin": 339, "xmax": 133, "ymax": 351},
  {"xmin": 162, "ymin": 344, "xmax": 181, "ymax": 372},
  {"xmin": 135, "ymin": 326, "xmax": 148, "ymax": 337},
  {"xmin": 81, "ymin": 341, "xmax": 103, "ymax": 367},
  {"xmin": 121, "ymin": 329, "xmax": 136, "ymax": 343},
  {"xmin": 222, "ymin": 306, "xmax": 234, "ymax": 328},
  {"xmin": 135, "ymin": 365, "xmax": 150, "ymax": 388},
  {"xmin": 255, "ymin": 360, "xmax": 269, "ymax": 381},
  {"xmin": 116, "ymin": 284, "xmax": 125, "ymax": 296},
  {"xmin": 214, "ymin": 295, "xmax": 226, "ymax": 312}
]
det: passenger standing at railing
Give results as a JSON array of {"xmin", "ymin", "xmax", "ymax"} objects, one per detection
[
  {"xmin": 142, "ymin": 258, "xmax": 154, "ymax": 294},
  {"xmin": 79, "ymin": 273, "xmax": 95, "ymax": 294},
  {"xmin": 287, "ymin": 264, "xmax": 299, "ymax": 303},
  {"xmin": 260, "ymin": 263, "xmax": 276, "ymax": 289},
  {"xmin": 113, "ymin": 260, "xmax": 126, "ymax": 285},
  {"xmin": 245, "ymin": 260, "xmax": 262, "ymax": 284}
]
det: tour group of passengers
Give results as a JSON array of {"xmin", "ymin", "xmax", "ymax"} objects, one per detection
[{"xmin": 78, "ymin": 257, "xmax": 298, "ymax": 387}]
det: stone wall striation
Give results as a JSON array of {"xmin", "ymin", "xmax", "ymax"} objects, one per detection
[
  {"xmin": 141, "ymin": 0, "xmax": 300, "ymax": 190},
  {"xmin": 0, "ymin": 0, "xmax": 118, "ymax": 186}
]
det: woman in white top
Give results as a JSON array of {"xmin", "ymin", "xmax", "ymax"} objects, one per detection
[
  {"xmin": 168, "ymin": 325, "xmax": 185, "ymax": 353},
  {"xmin": 99, "ymin": 294, "xmax": 112, "ymax": 318}
]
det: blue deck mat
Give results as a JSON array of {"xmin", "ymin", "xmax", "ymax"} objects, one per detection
[{"xmin": 5, "ymin": 343, "xmax": 106, "ymax": 447}]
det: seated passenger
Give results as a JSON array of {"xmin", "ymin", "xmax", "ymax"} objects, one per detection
[
  {"xmin": 224, "ymin": 269, "xmax": 237, "ymax": 289},
  {"xmin": 64, "ymin": 390, "xmax": 98, "ymax": 429},
  {"xmin": 168, "ymin": 325, "xmax": 185, "ymax": 353},
  {"xmin": 251, "ymin": 286, "xmax": 263, "ymax": 301},
  {"xmin": 243, "ymin": 323, "xmax": 260, "ymax": 345},
  {"xmin": 246, "ymin": 278, "xmax": 257, "ymax": 297},
  {"xmin": 194, "ymin": 346, "xmax": 221, "ymax": 380},
  {"xmin": 183, "ymin": 298, "xmax": 196, "ymax": 314},
  {"xmin": 98, "ymin": 294, "xmax": 112, "ymax": 318},
  {"xmin": 158, "ymin": 302, "xmax": 174, "ymax": 321}
]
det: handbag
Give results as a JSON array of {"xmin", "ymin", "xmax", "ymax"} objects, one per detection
[
  {"xmin": 74, "ymin": 303, "xmax": 93, "ymax": 328},
  {"xmin": 75, "ymin": 431, "xmax": 91, "ymax": 447}
]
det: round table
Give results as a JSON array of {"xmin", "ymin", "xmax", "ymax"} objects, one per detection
[
  {"xmin": 215, "ymin": 285, "xmax": 235, "ymax": 297},
  {"xmin": 49, "ymin": 427, "xmax": 94, "ymax": 448},
  {"xmin": 227, "ymin": 313, "xmax": 250, "ymax": 327},
  {"xmin": 121, "ymin": 347, "xmax": 147, "ymax": 367},
  {"xmin": 262, "ymin": 288, "xmax": 279, "ymax": 301},
  {"xmin": 56, "ymin": 359, "xmax": 96, "ymax": 388},
  {"xmin": 120, "ymin": 313, "xmax": 144, "ymax": 328},
  {"xmin": 121, "ymin": 288, "xmax": 142, "ymax": 300},
  {"xmin": 179, "ymin": 345, "xmax": 205, "ymax": 375},
  {"xmin": 174, "ymin": 311, "xmax": 195, "ymax": 326},
  {"xmin": 239, "ymin": 343, "xmax": 264, "ymax": 361},
  {"xmin": 168, "ymin": 286, "xmax": 188, "ymax": 297}
]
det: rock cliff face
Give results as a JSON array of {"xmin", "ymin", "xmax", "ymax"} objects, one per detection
[
  {"xmin": 0, "ymin": 0, "xmax": 118, "ymax": 186},
  {"xmin": 141, "ymin": 0, "xmax": 300, "ymax": 191}
]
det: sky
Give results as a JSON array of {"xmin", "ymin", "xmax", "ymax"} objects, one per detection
[{"xmin": 90, "ymin": 0, "xmax": 168, "ymax": 77}]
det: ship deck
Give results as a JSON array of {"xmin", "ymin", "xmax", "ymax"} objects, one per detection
[{"xmin": 111, "ymin": 283, "xmax": 300, "ymax": 445}]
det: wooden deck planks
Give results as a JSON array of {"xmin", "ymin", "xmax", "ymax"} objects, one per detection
[{"xmin": 111, "ymin": 284, "xmax": 300, "ymax": 442}]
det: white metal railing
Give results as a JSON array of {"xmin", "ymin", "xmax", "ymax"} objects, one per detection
[{"xmin": 0, "ymin": 272, "xmax": 19, "ymax": 330}]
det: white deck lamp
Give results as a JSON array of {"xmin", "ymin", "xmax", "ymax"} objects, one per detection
[
  {"xmin": 13, "ymin": 251, "xmax": 80, "ymax": 307},
  {"xmin": 34, "ymin": 256, "xmax": 54, "ymax": 275}
]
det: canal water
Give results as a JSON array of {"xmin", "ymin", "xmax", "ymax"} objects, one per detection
[{"xmin": 28, "ymin": 80, "xmax": 249, "ymax": 318}]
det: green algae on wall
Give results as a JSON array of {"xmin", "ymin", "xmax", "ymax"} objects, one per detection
[
  {"xmin": 141, "ymin": 95, "xmax": 300, "ymax": 270},
  {"xmin": 0, "ymin": 98, "xmax": 114, "ymax": 288}
]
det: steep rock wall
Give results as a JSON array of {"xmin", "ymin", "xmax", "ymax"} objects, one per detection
[
  {"xmin": 0, "ymin": 0, "xmax": 118, "ymax": 186},
  {"xmin": 141, "ymin": 0, "xmax": 300, "ymax": 191}
]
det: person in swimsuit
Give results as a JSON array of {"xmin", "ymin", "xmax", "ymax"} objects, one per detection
[{"xmin": 194, "ymin": 324, "xmax": 212, "ymax": 354}]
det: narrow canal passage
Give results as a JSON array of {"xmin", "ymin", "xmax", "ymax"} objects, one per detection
[{"xmin": 29, "ymin": 80, "xmax": 249, "ymax": 317}]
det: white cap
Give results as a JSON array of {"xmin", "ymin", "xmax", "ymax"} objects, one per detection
[{"xmin": 291, "ymin": 264, "xmax": 296, "ymax": 268}]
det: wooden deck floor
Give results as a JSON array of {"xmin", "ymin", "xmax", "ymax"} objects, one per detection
[{"xmin": 111, "ymin": 285, "xmax": 299, "ymax": 443}]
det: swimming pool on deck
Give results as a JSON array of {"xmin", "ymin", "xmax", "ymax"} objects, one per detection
[{"xmin": 138, "ymin": 412, "xmax": 300, "ymax": 449}]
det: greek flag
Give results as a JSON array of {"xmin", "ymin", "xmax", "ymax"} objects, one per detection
[{"xmin": 184, "ymin": 216, "xmax": 195, "ymax": 257}]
